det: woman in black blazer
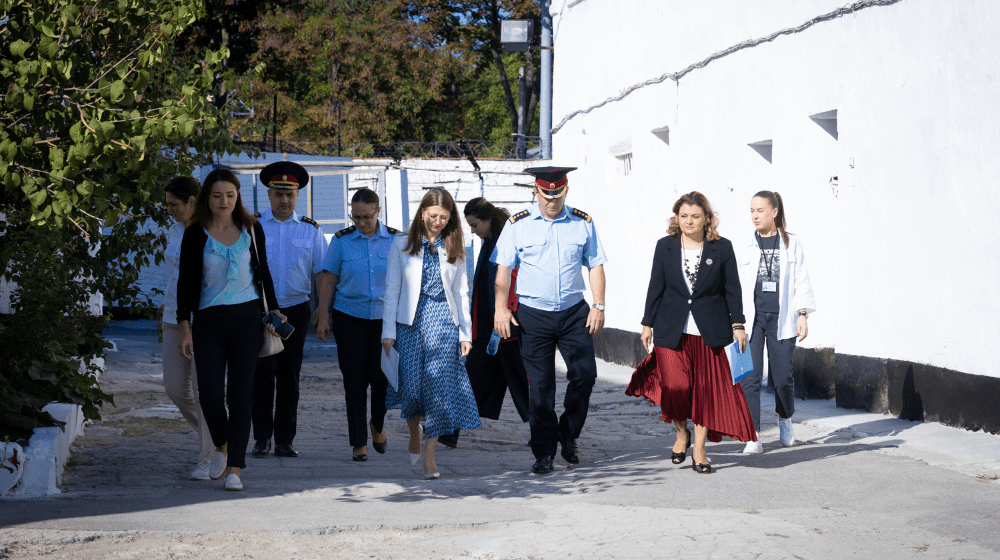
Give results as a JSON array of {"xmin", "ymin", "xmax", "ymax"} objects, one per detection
[
  {"xmin": 627, "ymin": 192, "xmax": 757, "ymax": 473},
  {"xmin": 177, "ymin": 168, "xmax": 283, "ymax": 491}
]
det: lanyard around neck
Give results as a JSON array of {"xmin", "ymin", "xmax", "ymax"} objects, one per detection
[{"xmin": 756, "ymin": 232, "xmax": 779, "ymax": 278}]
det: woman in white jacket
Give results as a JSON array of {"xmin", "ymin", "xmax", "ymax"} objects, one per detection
[
  {"xmin": 738, "ymin": 191, "xmax": 816, "ymax": 453},
  {"xmin": 381, "ymin": 188, "xmax": 481, "ymax": 479}
]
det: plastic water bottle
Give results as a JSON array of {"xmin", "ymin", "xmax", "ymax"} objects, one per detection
[{"xmin": 486, "ymin": 331, "xmax": 502, "ymax": 355}]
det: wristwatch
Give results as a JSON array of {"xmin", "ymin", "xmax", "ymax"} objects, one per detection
[{"xmin": 592, "ymin": 303, "xmax": 605, "ymax": 312}]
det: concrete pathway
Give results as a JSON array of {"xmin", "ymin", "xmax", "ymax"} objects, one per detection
[{"xmin": 1, "ymin": 323, "xmax": 998, "ymax": 559}]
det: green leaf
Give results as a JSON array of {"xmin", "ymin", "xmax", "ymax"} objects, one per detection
[
  {"xmin": 69, "ymin": 122, "xmax": 83, "ymax": 143},
  {"xmin": 10, "ymin": 40, "xmax": 30, "ymax": 58},
  {"xmin": 110, "ymin": 80, "xmax": 125, "ymax": 102},
  {"xmin": 39, "ymin": 36, "xmax": 58, "ymax": 59},
  {"xmin": 76, "ymin": 180, "xmax": 93, "ymax": 197},
  {"xmin": 25, "ymin": 187, "xmax": 47, "ymax": 208}
]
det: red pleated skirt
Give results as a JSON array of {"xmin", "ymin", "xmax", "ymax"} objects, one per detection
[{"xmin": 626, "ymin": 334, "xmax": 757, "ymax": 443}]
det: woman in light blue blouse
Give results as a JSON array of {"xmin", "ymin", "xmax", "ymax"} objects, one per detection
[{"xmin": 176, "ymin": 169, "xmax": 283, "ymax": 492}]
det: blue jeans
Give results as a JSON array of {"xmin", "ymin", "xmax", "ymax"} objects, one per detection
[{"xmin": 739, "ymin": 311, "xmax": 796, "ymax": 432}]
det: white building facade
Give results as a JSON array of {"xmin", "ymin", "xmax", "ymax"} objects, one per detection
[{"xmin": 550, "ymin": 0, "xmax": 1000, "ymax": 432}]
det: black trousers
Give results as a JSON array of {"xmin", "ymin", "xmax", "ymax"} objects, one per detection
[
  {"xmin": 465, "ymin": 336, "xmax": 530, "ymax": 422},
  {"xmin": 193, "ymin": 300, "xmax": 263, "ymax": 469},
  {"xmin": 740, "ymin": 311, "xmax": 797, "ymax": 432},
  {"xmin": 517, "ymin": 300, "xmax": 597, "ymax": 460},
  {"xmin": 330, "ymin": 309, "xmax": 388, "ymax": 448},
  {"xmin": 252, "ymin": 301, "xmax": 310, "ymax": 445}
]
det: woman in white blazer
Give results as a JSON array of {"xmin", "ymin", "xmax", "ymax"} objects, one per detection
[
  {"xmin": 737, "ymin": 191, "xmax": 816, "ymax": 454},
  {"xmin": 381, "ymin": 187, "xmax": 482, "ymax": 479}
]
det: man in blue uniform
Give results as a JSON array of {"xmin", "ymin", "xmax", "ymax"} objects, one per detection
[
  {"xmin": 252, "ymin": 161, "xmax": 329, "ymax": 458},
  {"xmin": 493, "ymin": 166, "xmax": 608, "ymax": 474}
]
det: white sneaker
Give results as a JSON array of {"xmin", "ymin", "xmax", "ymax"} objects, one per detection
[
  {"xmin": 224, "ymin": 473, "xmax": 243, "ymax": 491},
  {"xmin": 189, "ymin": 460, "xmax": 211, "ymax": 481},
  {"xmin": 742, "ymin": 439, "xmax": 764, "ymax": 454},
  {"xmin": 209, "ymin": 450, "xmax": 227, "ymax": 480},
  {"xmin": 778, "ymin": 418, "xmax": 796, "ymax": 446}
]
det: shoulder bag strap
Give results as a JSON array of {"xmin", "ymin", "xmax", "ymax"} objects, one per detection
[{"xmin": 249, "ymin": 225, "xmax": 270, "ymax": 314}]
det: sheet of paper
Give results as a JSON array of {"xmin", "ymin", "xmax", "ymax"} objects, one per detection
[{"xmin": 381, "ymin": 346, "xmax": 400, "ymax": 391}]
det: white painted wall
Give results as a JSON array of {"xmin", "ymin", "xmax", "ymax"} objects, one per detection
[{"xmin": 551, "ymin": 0, "xmax": 1000, "ymax": 378}]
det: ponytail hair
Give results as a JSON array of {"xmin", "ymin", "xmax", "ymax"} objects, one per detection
[
  {"xmin": 753, "ymin": 190, "xmax": 790, "ymax": 248},
  {"xmin": 464, "ymin": 197, "xmax": 510, "ymax": 240}
]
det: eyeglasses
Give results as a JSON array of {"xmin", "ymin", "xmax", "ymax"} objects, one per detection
[{"xmin": 350, "ymin": 212, "xmax": 379, "ymax": 222}]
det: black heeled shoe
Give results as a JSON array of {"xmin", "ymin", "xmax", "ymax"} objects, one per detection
[
  {"xmin": 370, "ymin": 421, "xmax": 387, "ymax": 454},
  {"xmin": 671, "ymin": 426, "xmax": 691, "ymax": 465},
  {"xmin": 691, "ymin": 455, "xmax": 712, "ymax": 474}
]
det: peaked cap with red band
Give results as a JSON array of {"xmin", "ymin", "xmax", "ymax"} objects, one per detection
[
  {"xmin": 260, "ymin": 161, "xmax": 309, "ymax": 190},
  {"xmin": 524, "ymin": 166, "xmax": 577, "ymax": 199}
]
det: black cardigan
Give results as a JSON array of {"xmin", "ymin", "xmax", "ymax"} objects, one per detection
[
  {"xmin": 641, "ymin": 234, "xmax": 745, "ymax": 349},
  {"xmin": 175, "ymin": 221, "xmax": 279, "ymax": 324}
]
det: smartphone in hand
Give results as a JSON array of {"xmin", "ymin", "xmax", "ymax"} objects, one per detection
[{"xmin": 263, "ymin": 311, "xmax": 295, "ymax": 340}]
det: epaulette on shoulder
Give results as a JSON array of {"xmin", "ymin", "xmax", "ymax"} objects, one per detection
[
  {"xmin": 301, "ymin": 216, "xmax": 319, "ymax": 228},
  {"xmin": 509, "ymin": 210, "xmax": 530, "ymax": 224},
  {"xmin": 385, "ymin": 226, "xmax": 401, "ymax": 235},
  {"xmin": 254, "ymin": 212, "xmax": 262, "ymax": 218},
  {"xmin": 571, "ymin": 208, "xmax": 592, "ymax": 223},
  {"xmin": 334, "ymin": 225, "xmax": 357, "ymax": 238}
]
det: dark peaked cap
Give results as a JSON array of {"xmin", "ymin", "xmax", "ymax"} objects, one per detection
[
  {"xmin": 260, "ymin": 161, "xmax": 309, "ymax": 190},
  {"xmin": 523, "ymin": 166, "xmax": 577, "ymax": 198}
]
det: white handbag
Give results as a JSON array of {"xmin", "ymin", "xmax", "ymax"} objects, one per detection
[{"xmin": 250, "ymin": 226, "xmax": 284, "ymax": 357}]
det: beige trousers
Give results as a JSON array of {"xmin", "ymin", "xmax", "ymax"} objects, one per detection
[{"xmin": 162, "ymin": 321, "xmax": 214, "ymax": 463}]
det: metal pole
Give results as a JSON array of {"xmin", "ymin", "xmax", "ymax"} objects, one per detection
[
  {"xmin": 272, "ymin": 94, "xmax": 278, "ymax": 153},
  {"xmin": 517, "ymin": 66, "xmax": 527, "ymax": 159},
  {"xmin": 540, "ymin": 0, "xmax": 552, "ymax": 159},
  {"xmin": 337, "ymin": 101, "xmax": 342, "ymax": 157}
]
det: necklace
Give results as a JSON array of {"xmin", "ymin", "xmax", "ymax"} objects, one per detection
[{"xmin": 681, "ymin": 235, "xmax": 703, "ymax": 289}]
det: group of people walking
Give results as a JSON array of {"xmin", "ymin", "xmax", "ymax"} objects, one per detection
[{"xmin": 159, "ymin": 160, "xmax": 813, "ymax": 491}]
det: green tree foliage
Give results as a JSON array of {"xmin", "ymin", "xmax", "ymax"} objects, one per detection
[
  {"xmin": 226, "ymin": 0, "xmax": 542, "ymax": 147},
  {"xmin": 247, "ymin": 0, "xmax": 457, "ymax": 146},
  {"xmin": 0, "ymin": 0, "xmax": 238, "ymax": 440},
  {"xmin": 431, "ymin": 0, "xmax": 541, "ymax": 140}
]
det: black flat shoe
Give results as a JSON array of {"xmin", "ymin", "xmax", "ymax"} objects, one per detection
[
  {"xmin": 251, "ymin": 440, "xmax": 271, "ymax": 458},
  {"xmin": 692, "ymin": 455, "xmax": 712, "ymax": 473},
  {"xmin": 370, "ymin": 422, "xmax": 387, "ymax": 454},
  {"xmin": 531, "ymin": 456, "xmax": 554, "ymax": 474},
  {"xmin": 352, "ymin": 453, "xmax": 368, "ymax": 462},
  {"xmin": 274, "ymin": 443, "xmax": 298, "ymax": 457}
]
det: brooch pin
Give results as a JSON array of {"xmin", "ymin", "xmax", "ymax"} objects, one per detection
[{"xmin": 705, "ymin": 259, "xmax": 713, "ymax": 265}]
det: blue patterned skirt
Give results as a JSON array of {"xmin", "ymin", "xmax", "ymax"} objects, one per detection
[{"xmin": 386, "ymin": 294, "xmax": 482, "ymax": 438}]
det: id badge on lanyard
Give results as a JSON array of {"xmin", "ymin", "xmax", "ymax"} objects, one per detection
[{"xmin": 757, "ymin": 232, "xmax": 779, "ymax": 293}]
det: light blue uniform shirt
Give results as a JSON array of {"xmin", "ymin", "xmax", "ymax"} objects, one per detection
[
  {"xmin": 323, "ymin": 222, "xmax": 397, "ymax": 320},
  {"xmin": 493, "ymin": 203, "xmax": 607, "ymax": 312},
  {"xmin": 259, "ymin": 209, "xmax": 329, "ymax": 308},
  {"xmin": 199, "ymin": 228, "xmax": 258, "ymax": 310}
]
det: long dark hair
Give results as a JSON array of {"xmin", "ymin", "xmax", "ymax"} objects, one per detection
[
  {"xmin": 192, "ymin": 169, "xmax": 257, "ymax": 229},
  {"xmin": 165, "ymin": 176, "xmax": 200, "ymax": 201},
  {"xmin": 405, "ymin": 187, "xmax": 465, "ymax": 263},
  {"xmin": 667, "ymin": 191, "xmax": 721, "ymax": 242},
  {"xmin": 753, "ymin": 190, "xmax": 790, "ymax": 248},
  {"xmin": 464, "ymin": 197, "xmax": 509, "ymax": 240}
]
